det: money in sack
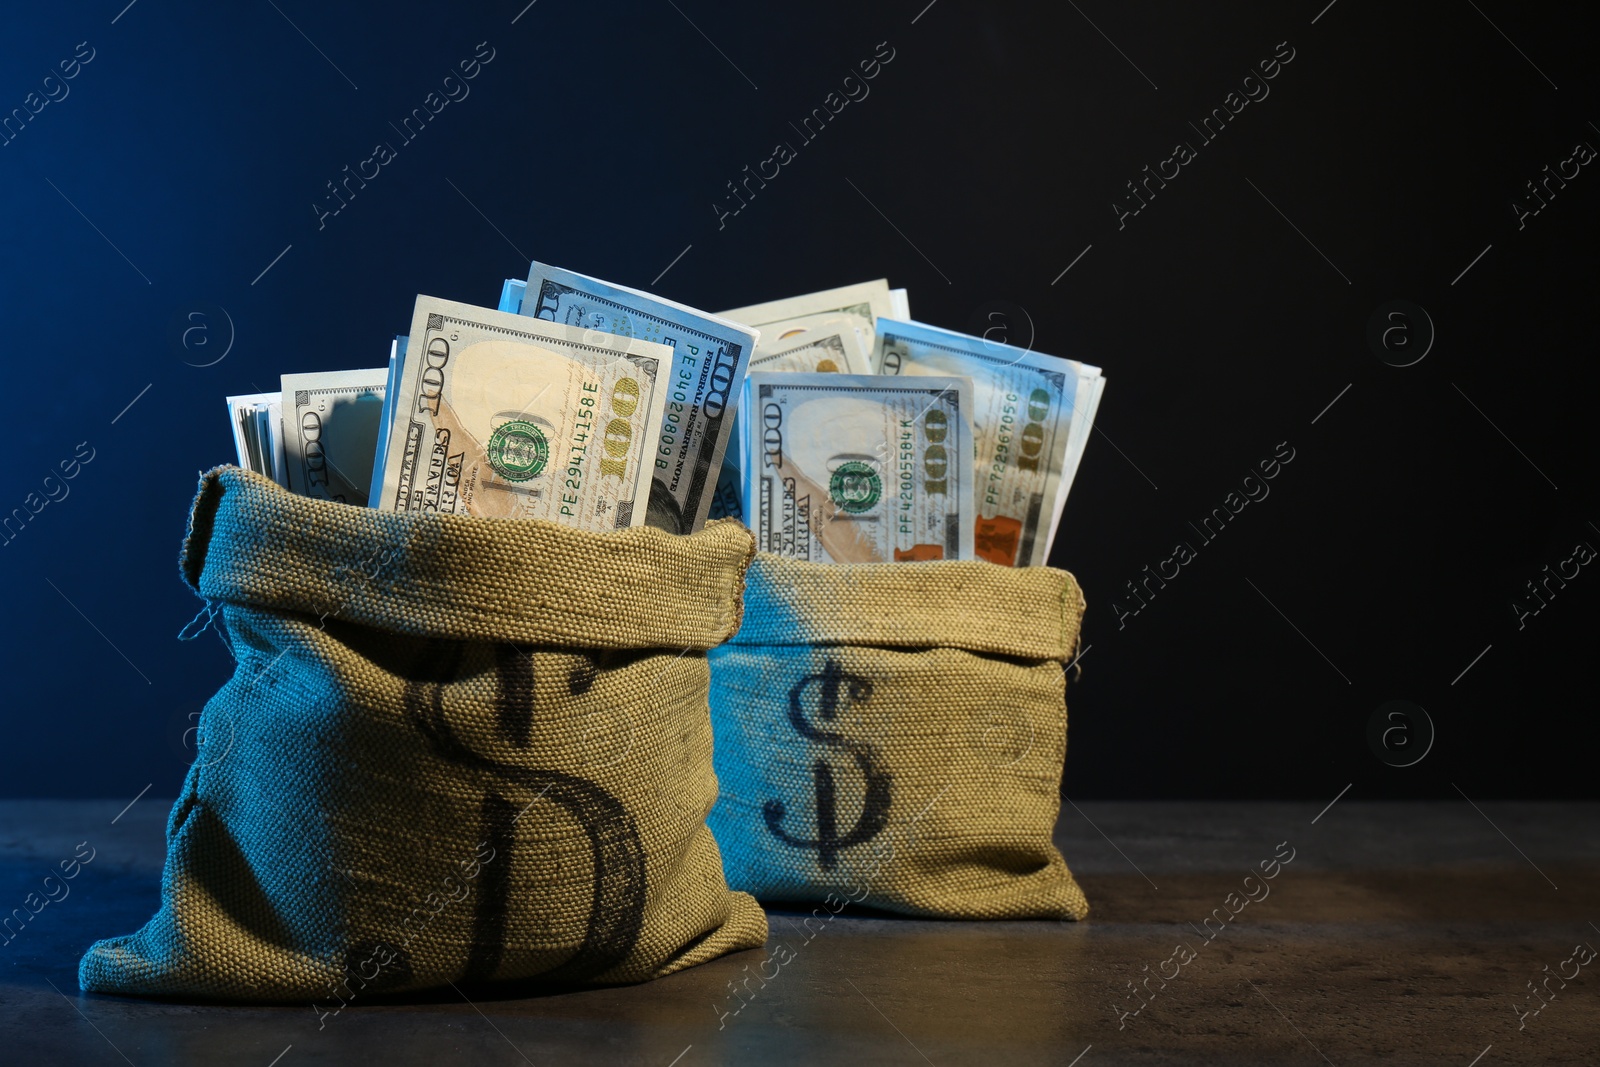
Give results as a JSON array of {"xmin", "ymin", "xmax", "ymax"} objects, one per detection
[
  {"xmin": 79, "ymin": 467, "xmax": 767, "ymax": 1001},
  {"xmin": 706, "ymin": 554, "xmax": 1091, "ymax": 919}
]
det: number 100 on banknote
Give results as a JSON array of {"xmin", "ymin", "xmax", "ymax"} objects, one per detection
[{"xmin": 744, "ymin": 372, "xmax": 976, "ymax": 564}]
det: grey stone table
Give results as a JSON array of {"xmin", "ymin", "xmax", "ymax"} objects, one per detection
[{"xmin": 3, "ymin": 799, "xmax": 1595, "ymax": 1065}]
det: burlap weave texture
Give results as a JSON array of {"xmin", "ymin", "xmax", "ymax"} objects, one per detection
[{"xmin": 707, "ymin": 554, "xmax": 1090, "ymax": 920}]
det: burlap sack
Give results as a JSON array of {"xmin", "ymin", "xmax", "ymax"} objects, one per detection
[
  {"xmin": 707, "ymin": 554, "xmax": 1089, "ymax": 920},
  {"xmin": 79, "ymin": 466, "xmax": 767, "ymax": 1002}
]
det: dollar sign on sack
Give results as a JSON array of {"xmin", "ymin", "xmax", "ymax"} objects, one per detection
[
  {"xmin": 403, "ymin": 641, "xmax": 647, "ymax": 986},
  {"xmin": 764, "ymin": 659, "xmax": 892, "ymax": 871}
]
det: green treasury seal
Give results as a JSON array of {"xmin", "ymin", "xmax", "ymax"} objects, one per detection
[
  {"xmin": 487, "ymin": 420, "xmax": 549, "ymax": 482},
  {"xmin": 829, "ymin": 460, "xmax": 881, "ymax": 514}
]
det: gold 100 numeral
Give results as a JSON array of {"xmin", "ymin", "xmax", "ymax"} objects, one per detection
[
  {"xmin": 597, "ymin": 378, "xmax": 642, "ymax": 478},
  {"xmin": 922, "ymin": 407, "xmax": 949, "ymax": 495},
  {"xmin": 1013, "ymin": 388, "xmax": 1052, "ymax": 473}
]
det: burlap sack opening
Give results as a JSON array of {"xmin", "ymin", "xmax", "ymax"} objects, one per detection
[
  {"xmin": 707, "ymin": 554, "xmax": 1089, "ymax": 920},
  {"xmin": 79, "ymin": 466, "xmax": 767, "ymax": 1002}
]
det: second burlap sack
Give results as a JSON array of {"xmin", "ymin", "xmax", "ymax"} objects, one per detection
[
  {"xmin": 79, "ymin": 466, "xmax": 768, "ymax": 1004},
  {"xmin": 707, "ymin": 554, "xmax": 1090, "ymax": 920}
]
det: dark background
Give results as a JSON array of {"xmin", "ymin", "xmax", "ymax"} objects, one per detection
[{"xmin": 1, "ymin": 0, "xmax": 1593, "ymax": 800}]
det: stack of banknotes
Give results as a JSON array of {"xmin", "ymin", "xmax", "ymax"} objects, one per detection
[{"xmin": 227, "ymin": 264, "xmax": 1104, "ymax": 565}]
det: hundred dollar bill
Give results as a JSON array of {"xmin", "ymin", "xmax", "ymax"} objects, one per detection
[
  {"xmin": 522, "ymin": 261, "xmax": 757, "ymax": 534},
  {"xmin": 875, "ymin": 318, "xmax": 1103, "ymax": 568},
  {"xmin": 375, "ymin": 295, "xmax": 669, "ymax": 530},
  {"xmin": 719, "ymin": 279, "xmax": 895, "ymax": 367},
  {"xmin": 708, "ymin": 319, "xmax": 871, "ymax": 521},
  {"xmin": 282, "ymin": 368, "xmax": 387, "ymax": 506},
  {"xmin": 745, "ymin": 372, "xmax": 976, "ymax": 563}
]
